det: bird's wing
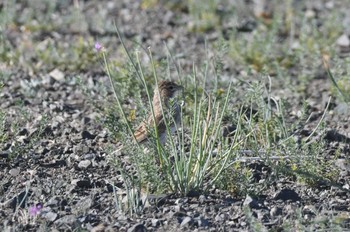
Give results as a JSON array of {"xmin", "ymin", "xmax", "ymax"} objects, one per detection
[
  {"xmin": 134, "ymin": 113, "xmax": 164, "ymax": 143},
  {"xmin": 134, "ymin": 121, "xmax": 148, "ymax": 143}
]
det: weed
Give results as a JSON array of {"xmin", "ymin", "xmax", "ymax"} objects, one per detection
[{"xmin": 96, "ymin": 21, "xmax": 343, "ymax": 212}]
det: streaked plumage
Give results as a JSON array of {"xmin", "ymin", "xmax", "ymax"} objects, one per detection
[{"xmin": 134, "ymin": 81, "xmax": 183, "ymax": 144}]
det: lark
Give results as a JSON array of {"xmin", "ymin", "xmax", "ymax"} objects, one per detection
[{"xmin": 134, "ymin": 81, "xmax": 183, "ymax": 145}]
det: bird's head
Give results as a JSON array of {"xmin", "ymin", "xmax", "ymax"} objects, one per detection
[{"xmin": 158, "ymin": 81, "xmax": 183, "ymax": 99}]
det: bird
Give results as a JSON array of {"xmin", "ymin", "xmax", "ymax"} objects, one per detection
[{"xmin": 134, "ymin": 80, "xmax": 183, "ymax": 145}]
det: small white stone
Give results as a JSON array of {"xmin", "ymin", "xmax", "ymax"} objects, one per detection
[
  {"xmin": 305, "ymin": 9, "xmax": 316, "ymax": 19},
  {"xmin": 49, "ymin": 68, "xmax": 65, "ymax": 82},
  {"xmin": 325, "ymin": 1, "xmax": 334, "ymax": 9},
  {"xmin": 291, "ymin": 41, "xmax": 301, "ymax": 50},
  {"xmin": 336, "ymin": 34, "xmax": 350, "ymax": 47},
  {"xmin": 9, "ymin": 168, "xmax": 20, "ymax": 176},
  {"xmin": 78, "ymin": 160, "xmax": 91, "ymax": 169}
]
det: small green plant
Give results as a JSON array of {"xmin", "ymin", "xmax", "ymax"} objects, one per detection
[
  {"xmin": 0, "ymin": 0, "xmax": 100, "ymax": 73},
  {"xmin": 9, "ymin": 112, "xmax": 49, "ymax": 159},
  {"xmin": 281, "ymin": 206, "xmax": 347, "ymax": 231},
  {"xmin": 228, "ymin": 4, "xmax": 295, "ymax": 73},
  {"xmin": 187, "ymin": 0, "xmax": 221, "ymax": 32},
  {"xmin": 141, "ymin": 0, "xmax": 188, "ymax": 11},
  {"xmin": 140, "ymin": 0, "xmax": 221, "ymax": 31},
  {"xmin": 0, "ymin": 0, "xmax": 18, "ymax": 65},
  {"xmin": 212, "ymin": 76, "xmax": 339, "ymax": 196},
  {"xmin": 98, "ymin": 27, "xmax": 248, "ymax": 200},
  {"xmin": 0, "ymin": 81, "xmax": 6, "ymax": 144},
  {"xmin": 108, "ymin": 152, "xmax": 145, "ymax": 216},
  {"xmin": 244, "ymin": 207, "xmax": 267, "ymax": 232},
  {"xmin": 97, "ymin": 23, "xmax": 343, "ymax": 213},
  {"xmin": 0, "ymin": 90, "xmax": 51, "ymax": 159},
  {"xmin": 324, "ymin": 56, "xmax": 350, "ymax": 104}
]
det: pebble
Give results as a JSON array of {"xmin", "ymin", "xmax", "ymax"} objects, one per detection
[
  {"xmin": 336, "ymin": 34, "xmax": 350, "ymax": 47},
  {"xmin": 180, "ymin": 216, "xmax": 193, "ymax": 227},
  {"xmin": 127, "ymin": 223, "xmax": 147, "ymax": 232},
  {"xmin": 42, "ymin": 211, "xmax": 58, "ymax": 222},
  {"xmin": 78, "ymin": 160, "xmax": 91, "ymax": 169},
  {"xmin": 54, "ymin": 215, "xmax": 76, "ymax": 225},
  {"xmin": 49, "ymin": 69, "xmax": 65, "ymax": 82},
  {"xmin": 9, "ymin": 168, "xmax": 20, "ymax": 176}
]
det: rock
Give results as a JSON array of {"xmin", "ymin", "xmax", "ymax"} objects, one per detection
[
  {"xmin": 180, "ymin": 216, "xmax": 193, "ymax": 227},
  {"xmin": 198, "ymin": 195, "xmax": 206, "ymax": 204},
  {"xmin": 90, "ymin": 223, "xmax": 107, "ymax": 232},
  {"xmin": 74, "ymin": 179, "xmax": 92, "ymax": 188},
  {"xmin": 49, "ymin": 69, "xmax": 65, "ymax": 82},
  {"xmin": 74, "ymin": 197, "xmax": 92, "ymax": 213},
  {"xmin": 54, "ymin": 215, "xmax": 76, "ymax": 226},
  {"xmin": 82, "ymin": 130, "xmax": 96, "ymax": 140},
  {"xmin": 151, "ymin": 218, "xmax": 160, "ymax": 227},
  {"xmin": 303, "ymin": 205, "xmax": 316, "ymax": 215},
  {"xmin": 46, "ymin": 197, "xmax": 59, "ymax": 206},
  {"xmin": 214, "ymin": 214, "xmax": 223, "ymax": 222},
  {"xmin": 9, "ymin": 168, "xmax": 20, "ymax": 176},
  {"xmin": 243, "ymin": 195, "xmax": 259, "ymax": 208},
  {"xmin": 17, "ymin": 128, "xmax": 28, "ymax": 136},
  {"xmin": 255, "ymin": 209, "xmax": 268, "ymax": 220},
  {"xmin": 334, "ymin": 159, "xmax": 349, "ymax": 170},
  {"xmin": 334, "ymin": 103, "xmax": 350, "ymax": 115},
  {"xmin": 270, "ymin": 206, "xmax": 282, "ymax": 217},
  {"xmin": 343, "ymin": 15, "xmax": 350, "ymax": 35},
  {"xmin": 175, "ymin": 198, "xmax": 188, "ymax": 204},
  {"xmin": 78, "ymin": 160, "xmax": 91, "ymax": 169},
  {"xmin": 83, "ymin": 153, "xmax": 96, "ymax": 160},
  {"xmin": 0, "ymin": 152, "xmax": 9, "ymax": 159},
  {"xmin": 42, "ymin": 211, "xmax": 58, "ymax": 222},
  {"xmin": 274, "ymin": 189, "xmax": 301, "ymax": 202},
  {"xmin": 197, "ymin": 217, "xmax": 209, "ymax": 227},
  {"xmin": 127, "ymin": 223, "xmax": 147, "ymax": 232},
  {"xmin": 336, "ymin": 34, "xmax": 350, "ymax": 47},
  {"xmin": 16, "ymin": 135, "xmax": 28, "ymax": 143},
  {"xmin": 325, "ymin": 1, "xmax": 334, "ymax": 9},
  {"xmin": 305, "ymin": 9, "xmax": 316, "ymax": 18},
  {"xmin": 174, "ymin": 205, "xmax": 183, "ymax": 212}
]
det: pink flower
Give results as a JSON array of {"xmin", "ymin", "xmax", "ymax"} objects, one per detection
[
  {"xmin": 95, "ymin": 42, "xmax": 103, "ymax": 52},
  {"xmin": 29, "ymin": 204, "xmax": 42, "ymax": 216}
]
